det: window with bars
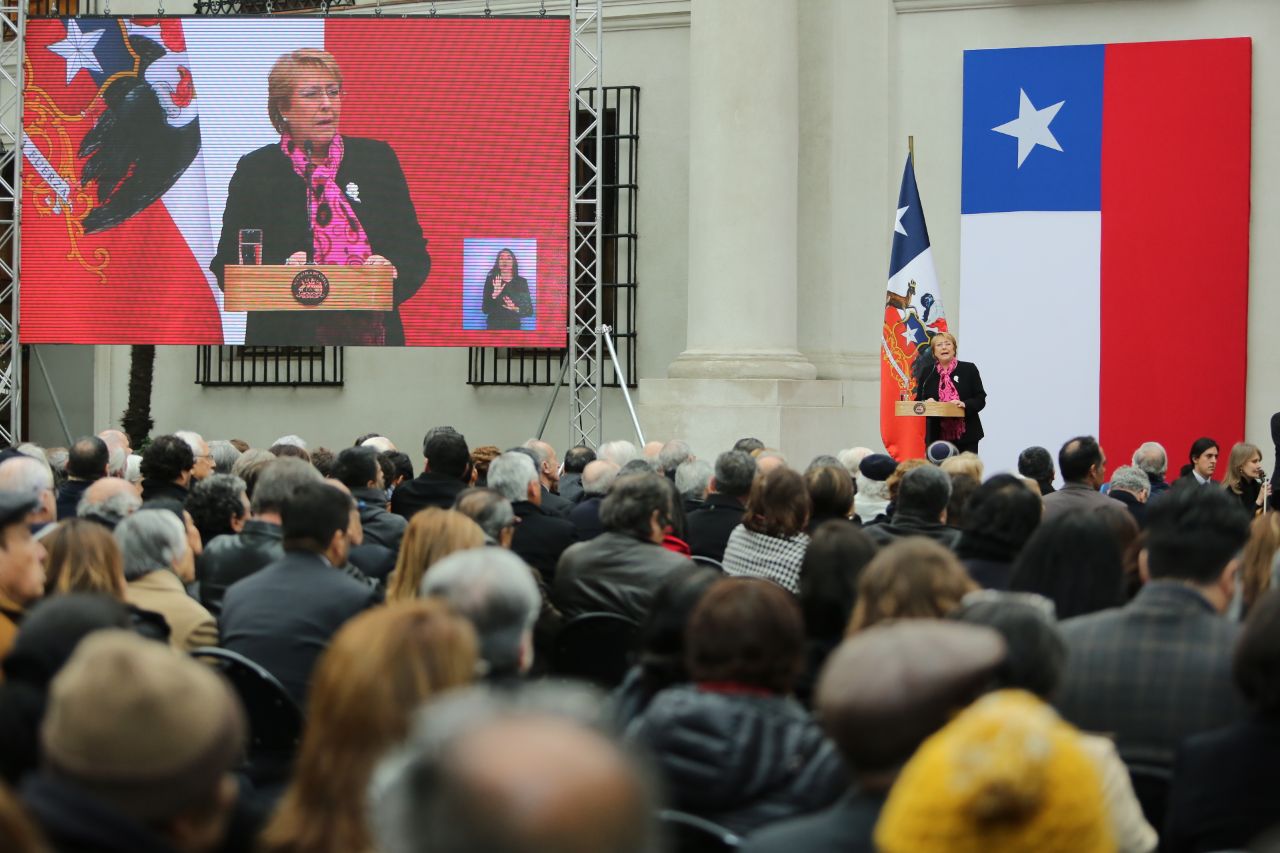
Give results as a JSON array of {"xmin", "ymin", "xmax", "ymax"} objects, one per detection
[
  {"xmin": 195, "ymin": 345, "xmax": 344, "ymax": 386},
  {"xmin": 468, "ymin": 85, "xmax": 639, "ymax": 389}
]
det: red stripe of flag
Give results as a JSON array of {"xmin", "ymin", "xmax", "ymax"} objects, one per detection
[{"xmin": 1099, "ymin": 38, "xmax": 1251, "ymax": 477}]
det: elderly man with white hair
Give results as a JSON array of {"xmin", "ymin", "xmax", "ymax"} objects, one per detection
[
  {"xmin": 487, "ymin": 452, "xmax": 575, "ymax": 581},
  {"xmin": 118, "ymin": 509, "xmax": 216, "ymax": 651},
  {"xmin": 77, "ymin": 477, "xmax": 142, "ymax": 530},
  {"xmin": 1108, "ymin": 464, "xmax": 1152, "ymax": 528},
  {"xmin": 174, "ymin": 430, "xmax": 214, "ymax": 483},
  {"xmin": 568, "ymin": 459, "xmax": 619, "ymax": 542},
  {"xmin": 421, "ymin": 548, "xmax": 543, "ymax": 682},
  {"xmin": 0, "ymin": 456, "xmax": 57, "ymax": 529},
  {"xmin": 1132, "ymin": 441, "xmax": 1170, "ymax": 498},
  {"xmin": 598, "ymin": 440, "xmax": 640, "ymax": 468},
  {"xmin": 96, "ymin": 428, "xmax": 131, "ymax": 478}
]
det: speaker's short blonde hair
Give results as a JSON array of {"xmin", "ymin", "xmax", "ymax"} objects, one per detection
[{"xmin": 267, "ymin": 48, "xmax": 344, "ymax": 136}]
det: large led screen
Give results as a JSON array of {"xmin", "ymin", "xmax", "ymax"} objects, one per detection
[{"xmin": 21, "ymin": 16, "xmax": 569, "ymax": 346}]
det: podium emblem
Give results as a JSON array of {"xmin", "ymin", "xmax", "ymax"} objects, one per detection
[
  {"xmin": 291, "ymin": 269, "xmax": 330, "ymax": 306},
  {"xmin": 913, "ymin": 402, "xmax": 926, "ymax": 415}
]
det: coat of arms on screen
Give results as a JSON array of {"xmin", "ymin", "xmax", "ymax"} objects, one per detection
[{"xmin": 24, "ymin": 18, "xmax": 199, "ymax": 281}]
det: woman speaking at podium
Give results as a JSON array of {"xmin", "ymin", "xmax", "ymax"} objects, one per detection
[
  {"xmin": 915, "ymin": 331, "xmax": 987, "ymax": 454},
  {"xmin": 211, "ymin": 49, "xmax": 430, "ymax": 346}
]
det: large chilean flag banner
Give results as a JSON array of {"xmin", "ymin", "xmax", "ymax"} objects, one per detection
[{"xmin": 960, "ymin": 38, "xmax": 1251, "ymax": 477}]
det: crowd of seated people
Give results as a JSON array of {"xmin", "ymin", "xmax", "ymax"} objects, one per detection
[{"xmin": 0, "ymin": 424, "xmax": 1279, "ymax": 852}]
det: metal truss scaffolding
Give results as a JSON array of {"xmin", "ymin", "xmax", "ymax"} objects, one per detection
[
  {"xmin": 569, "ymin": 0, "xmax": 603, "ymax": 448},
  {"xmin": 0, "ymin": 0, "xmax": 23, "ymax": 445}
]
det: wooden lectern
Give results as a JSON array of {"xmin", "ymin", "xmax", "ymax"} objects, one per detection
[
  {"xmin": 223, "ymin": 265, "xmax": 393, "ymax": 312},
  {"xmin": 895, "ymin": 400, "xmax": 966, "ymax": 418}
]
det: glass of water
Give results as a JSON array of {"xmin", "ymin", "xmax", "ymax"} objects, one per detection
[{"xmin": 238, "ymin": 229, "xmax": 263, "ymax": 265}]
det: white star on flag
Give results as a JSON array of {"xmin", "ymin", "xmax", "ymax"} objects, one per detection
[
  {"xmin": 894, "ymin": 205, "xmax": 909, "ymax": 236},
  {"xmin": 48, "ymin": 20, "xmax": 105, "ymax": 86},
  {"xmin": 992, "ymin": 88, "xmax": 1065, "ymax": 168}
]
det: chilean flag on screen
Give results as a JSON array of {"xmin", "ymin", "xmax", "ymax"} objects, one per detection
[{"xmin": 959, "ymin": 38, "xmax": 1251, "ymax": 478}]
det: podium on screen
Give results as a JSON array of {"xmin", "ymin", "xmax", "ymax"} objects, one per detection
[
  {"xmin": 223, "ymin": 265, "xmax": 394, "ymax": 312},
  {"xmin": 894, "ymin": 401, "xmax": 965, "ymax": 418}
]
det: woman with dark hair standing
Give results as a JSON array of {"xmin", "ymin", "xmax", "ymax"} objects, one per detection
[
  {"xmin": 1178, "ymin": 437, "xmax": 1220, "ymax": 486},
  {"xmin": 721, "ymin": 467, "xmax": 811, "ymax": 593},
  {"xmin": 1007, "ymin": 512, "xmax": 1127, "ymax": 620},
  {"xmin": 482, "ymin": 247, "xmax": 534, "ymax": 330}
]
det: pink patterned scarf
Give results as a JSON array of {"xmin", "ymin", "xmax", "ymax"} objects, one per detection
[
  {"xmin": 281, "ymin": 133, "xmax": 371, "ymax": 266},
  {"xmin": 937, "ymin": 360, "xmax": 967, "ymax": 441}
]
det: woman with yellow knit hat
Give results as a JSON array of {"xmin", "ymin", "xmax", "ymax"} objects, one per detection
[{"xmin": 874, "ymin": 689, "xmax": 1115, "ymax": 853}]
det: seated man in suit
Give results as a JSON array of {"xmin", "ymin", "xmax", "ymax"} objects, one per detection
[
  {"xmin": 488, "ymin": 452, "xmax": 576, "ymax": 582},
  {"xmin": 863, "ymin": 465, "xmax": 961, "ymax": 550},
  {"xmin": 553, "ymin": 472, "xmax": 693, "ymax": 623},
  {"xmin": 521, "ymin": 440, "xmax": 574, "ymax": 519},
  {"xmin": 1055, "ymin": 484, "xmax": 1251, "ymax": 771},
  {"xmin": 219, "ymin": 481, "xmax": 379, "ymax": 708},
  {"xmin": 568, "ymin": 460, "xmax": 618, "ymax": 542},
  {"xmin": 198, "ymin": 458, "xmax": 320, "ymax": 616},
  {"xmin": 390, "ymin": 427, "xmax": 471, "ymax": 521},
  {"xmin": 686, "ymin": 450, "xmax": 755, "ymax": 563}
]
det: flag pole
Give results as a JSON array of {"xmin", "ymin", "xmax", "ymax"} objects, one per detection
[{"xmin": 908, "ymin": 135, "xmax": 915, "ymax": 165}]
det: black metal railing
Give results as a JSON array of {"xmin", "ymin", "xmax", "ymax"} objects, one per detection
[{"xmin": 195, "ymin": 346, "xmax": 343, "ymax": 386}]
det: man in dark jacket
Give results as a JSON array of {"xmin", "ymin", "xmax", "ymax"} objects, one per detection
[
  {"xmin": 1055, "ymin": 485, "xmax": 1251, "ymax": 771},
  {"xmin": 559, "ymin": 445, "xmax": 596, "ymax": 504},
  {"xmin": 742, "ymin": 621, "xmax": 1005, "ymax": 852},
  {"xmin": 686, "ymin": 450, "xmax": 755, "ymax": 563},
  {"xmin": 1107, "ymin": 464, "xmax": 1150, "ymax": 528},
  {"xmin": 390, "ymin": 427, "xmax": 471, "ymax": 521},
  {"xmin": 198, "ymin": 458, "xmax": 318, "ymax": 616},
  {"xmin": 1133, "ymin": 440, "xmax": 1172, "ymax": 498},
  {"xmin": 489, "ymin": 452, "xmax": 575, "ymax": 582},
  {"xmin": 332, "ymin": 445, "xmax": 406, "ymax": 550},
  {"xmin": 55, "ymin": 436, "xmax": 108, "ymax": 520},
  {"xmin": 220, "ymin": 482, "xmax": 379, "ymax": 707},
  {"xmin": 863, "ymin": 465, "xmax": 960, "ymax": 549},
  {"xmin": 553, "ymin": 472, "xmax": 692, "ymax": 623},
  {"xmin": 138, "ymin": 435, "xmax": 195, "ymax": 504},
  {"xmin": 521, "ymin": 440, "xmax": 574, "ymax": 519},
  {"xmin": 567, "ymin": 459, "xmax": 618, "ymax": 542}
]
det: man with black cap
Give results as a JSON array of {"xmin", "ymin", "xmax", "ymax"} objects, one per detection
[
  {"xmin": 21, "ymin": 630, "xmax": 245, "ymax": 853},
  {"xmin": 742, "ymin": 621, "xmax": 1005, "ymax": 852},
  {"xmin": 0, "ymin": 491, "xmax": 49, "ymax": 661}
]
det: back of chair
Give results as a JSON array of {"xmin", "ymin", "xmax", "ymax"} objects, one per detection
[
  {"xmin": 1127, "ymin": 762, "xmax": 1173, "ymax": 834},
  {"xmin": 550, "ymin": 612, "xmax": 641, "ymax": 688},
  {"xmin": 191, "ymin": 646, "xmax": 304, "ymax": 787},
  {"xmin": 658, "ymin": 810, "xmax": 741, "ymax": 853}
]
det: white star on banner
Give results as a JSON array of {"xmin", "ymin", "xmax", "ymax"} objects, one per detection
[
  {"xmin": 48, "ymin": 20, "xmax": 104, "ymax": 86},
  {"xmin": 992, "ymin": 88, "xmax": 1065, "ymax": 168},
  {"xmin": 894, "ymin": 205, "xmax": 909, "ymax": 236}
]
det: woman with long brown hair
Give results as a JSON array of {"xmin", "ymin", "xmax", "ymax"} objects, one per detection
[
  {"xmin": 385, "ymin": 508, "xmax": 485, "ymax": 602},
  {"xmin": 260, "ymin": 600, "xmax": 478, "ymax": 853},
  {"xmin": 42, "ymin": 519, "xmax": 126, "ymax": 599}
]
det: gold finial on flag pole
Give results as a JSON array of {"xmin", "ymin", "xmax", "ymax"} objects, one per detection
[{"xmin": 908, "ymin": 135, "xmax": 915, "ymax": 165}]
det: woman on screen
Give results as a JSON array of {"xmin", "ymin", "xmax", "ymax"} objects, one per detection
[
  {"xmin": 482, "ymin": 247, "xmax": 534, "ymax": 330},
  {"xmin": 210, "ymin": 48, "xmax": 430, "ymax": 346},
  {"xmin": 916, "ymin": 331, "xmax": 987, "ymax": 454}
]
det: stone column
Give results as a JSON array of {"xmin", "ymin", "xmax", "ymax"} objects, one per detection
[{"xmin": 666, "ymin": 0, "xmax": 815, "ymax": 380}]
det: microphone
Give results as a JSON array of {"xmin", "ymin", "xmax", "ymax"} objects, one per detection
[{"xmin": 302, "ymin": 141, "xmax": 315, "ymax": 264}]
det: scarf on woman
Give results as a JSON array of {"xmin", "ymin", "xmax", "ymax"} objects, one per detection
[
  {"xmin": 281, "ymin": 133, "xmax": 371, "ymax": 267},
  {"xmin": 937, "ymin": 360, "xmax": 967, "ymax": 441}
]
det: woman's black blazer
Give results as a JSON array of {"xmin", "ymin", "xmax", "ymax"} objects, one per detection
[{"xmin": 915, "ymin": 359, "xmax": 987, "ymax": 446}]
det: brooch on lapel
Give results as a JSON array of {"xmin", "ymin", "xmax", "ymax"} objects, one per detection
[{"xmin": 345, "ymin": 182, "xmax": 361, "ymax": 203}]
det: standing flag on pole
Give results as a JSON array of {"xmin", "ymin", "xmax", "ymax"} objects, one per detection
[{"xmin": 881, "ymin": 153, "xmax": 949, "ymax": 461}]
